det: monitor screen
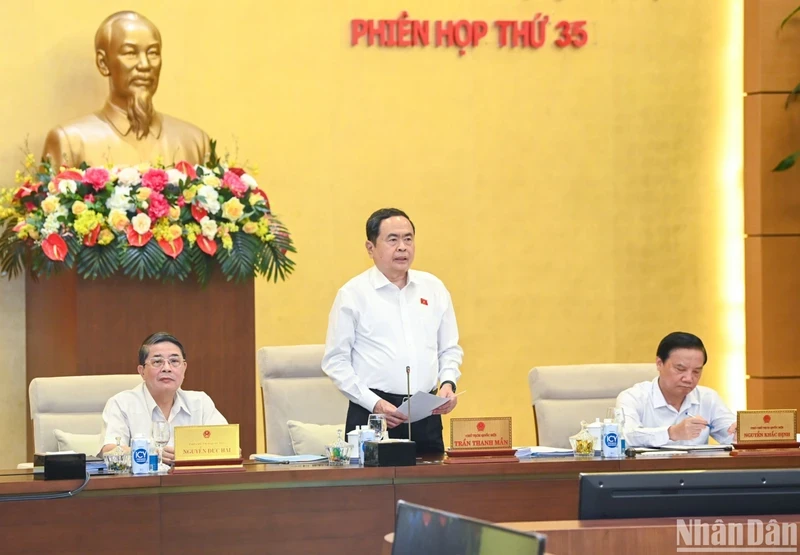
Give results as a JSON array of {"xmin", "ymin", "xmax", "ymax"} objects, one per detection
[
  {"xmin": 392, "ymin": 500, "xmax": 546, "ymax": 555},
  {"xmin": 579, "ymin": 468, "xmax": 800, "ymax": 520}
]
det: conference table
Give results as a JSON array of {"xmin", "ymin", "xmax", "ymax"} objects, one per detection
[{"xmin": 1, "ymin": 452, "xmax": 799, "ymax": 554}]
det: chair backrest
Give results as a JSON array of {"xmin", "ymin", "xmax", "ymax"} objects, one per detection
[
  {"xmin": 528, "ymin": 363, "xmax": 656, "ymax": 448},
  {"xmin": 29, "ymin": 374, "xmax": 143, "ymax": 453},
  {"xmin": 257, "ymin": 345, "xmax": 348, "ymax": 455}
]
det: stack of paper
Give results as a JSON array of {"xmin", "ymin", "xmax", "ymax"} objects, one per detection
[
  {"xmin": 515, "ymin": 446, "xmax": 574, "ymax": 458},
  {"xmin": 250, "ymin": 454, "xmax": 327, "ymax": 464},
  {"xmin": 395, "ymin": 392, "xmax": 449, "ymax": 423}
]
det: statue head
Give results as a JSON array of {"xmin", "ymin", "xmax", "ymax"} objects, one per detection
[{"xmin": 95, "ymin": 11, "xmax": 162, "ymax": 139}]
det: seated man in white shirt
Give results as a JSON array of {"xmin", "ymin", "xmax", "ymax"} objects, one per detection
[
  {"xmin": 100, "ymin": 332, "xmax": 227, "ymax": 463},
  {"xmin": 616, "ymin": 331, "xmax": 737, "ymax": 447},
  {"xmin": 322, "ymin": 208, "xmax": 464, "ymax": 453}
]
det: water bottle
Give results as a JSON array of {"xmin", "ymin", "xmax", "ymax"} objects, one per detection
[
  {"xmin": 359, "ymin": 427, "xmax": 376, "ymax": 466},
  {"xmin": 148, "ymin": 439, "xmax": 159, "ymax": 473},
  {"xmin": 131, "ymin": 434, "xmax": 150, "ymax": 475},
  {"xmin": 601, "ymin": 419, "xmax": 622, "ymax": 459}
]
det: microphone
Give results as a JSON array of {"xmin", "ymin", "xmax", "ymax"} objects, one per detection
[{"xmin": 406, "ymin": 366, "xmax": 412, "ymax": 441}]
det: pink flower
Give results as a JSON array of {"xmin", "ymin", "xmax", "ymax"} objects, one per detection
[
  {"xmin": 177, "ymin": 195, "xmax": 186, "ymax": 207},
  {"xmin": 142, "ymin": 169, "xmax": 169, "ymax": 193},
  {"xmin": 147, "ymin": 191, "xmax": 170, "ymax": 220},
  {"xmin": 222, "ymin": 171, "xmax": 248, "ymax": 198},
  {"xmin": 83, "ymin": 168, "xmax": 110, "ymax": 191},
  {"xmin": 84, "ymin": 194, "xmax": 96, "ymax": 204}
]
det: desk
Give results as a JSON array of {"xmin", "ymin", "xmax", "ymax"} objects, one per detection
[{"xmin": 1, "ymin": 453, "xmax": 798, "ymax": 554}]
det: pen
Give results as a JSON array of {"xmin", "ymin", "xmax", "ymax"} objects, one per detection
[{"xmin": 685, "ymin": 412, "xmax": 711, "ymax": 427}]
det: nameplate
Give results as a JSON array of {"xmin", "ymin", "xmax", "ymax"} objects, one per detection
[
  {"xmin": 736, "ymin": 410, "xmax": 797, "ymax": 444},
  {"xmin": 174, "ymin": 424, "xmax": 240, "ymax": 462},
  {"xmin": 450, "ymin": 417, "xmax": 512, "ymax": 450}
]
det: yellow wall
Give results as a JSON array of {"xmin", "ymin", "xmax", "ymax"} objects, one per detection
[{"xmin": 0, "ymin": 0, "xmax": 744, "ymax": 463}]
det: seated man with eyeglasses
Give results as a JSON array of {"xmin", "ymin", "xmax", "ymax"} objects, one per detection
[{"xmin": 100, "ymin": 332, "xmax": 227, "ymax": 464}]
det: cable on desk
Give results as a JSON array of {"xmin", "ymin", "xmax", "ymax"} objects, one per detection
[{"xmin": 0, "ymin": 472, "xmax": 90, "ymax": 502}]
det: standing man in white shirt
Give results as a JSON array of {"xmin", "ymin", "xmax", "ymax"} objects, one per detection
[
  {"xmin": 100, "ymin": 332, "xmax": 228, "ymax": 463},
  {"xmin": 322, "ymin": 208, "xmax": 464, "ymax": 454},
  {"xmin": 616, "ymin": 331, "xmax": 737, "ymax": 447}
]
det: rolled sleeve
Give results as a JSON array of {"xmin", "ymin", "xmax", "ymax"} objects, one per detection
[{"xmin": 617, "ymin": 390, "xmax": 671, "ymax": 447}]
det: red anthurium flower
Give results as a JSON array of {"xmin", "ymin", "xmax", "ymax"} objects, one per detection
[
  {"xmin": 196, "ymin": 235, "xmax": 217, "ymax": 256},
  {"xmin": 54, "ymin": 170, "xmax": 82, "ymax": 184},
  {"xmin": 126, "ymin": 226, "xmax": 153, "ymax": 247},
  {"xmin": 252, "ymin": 188, "xmax": 270, "ymax": 210},
  {"xmin": 83, "ymin": 225, "xmax": 101, "ymax": 247},
  {"xmin": 228, "ymin": 167, "xmax": 245, "ymax": 177},
  {"xmin": 191, "ymin": 203, "xmax": 208, "ymax": 222},
  {"xmin": 175, "ymin": 161, "xmax": 198, "ymax": 180},
  {"xmin": 42, "ymin": 234, "xmax": 68, "ymax": 261},
  {"xmin": 158, "ymin": 237, "xmax": 184, "ymax": 259},
  {"xmin": 24, "ymin": 202, "xmax": 36, "ymax": 212},
  {"xmin": 12, "ymin": 221, "xmax": 25, "ymax": 233},
  {"xmin": 14, "ymin": 181, "xmax": 40, "ymax": 201}
]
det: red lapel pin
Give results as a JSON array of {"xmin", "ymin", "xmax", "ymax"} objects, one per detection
[{"xmin": 420, "ymin": 298, "xmax": 428, "ymax": 306}]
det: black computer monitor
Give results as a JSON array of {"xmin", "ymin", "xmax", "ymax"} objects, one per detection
[
  {"xmin": 392, "ymin": 500, "xmax": 546, "ymax": 555},
  {"xmin": 579, "ymin": 468, "xmax": 800, "ymax": 520}
]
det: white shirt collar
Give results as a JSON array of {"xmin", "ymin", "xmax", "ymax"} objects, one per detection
[
  {"xmin": 141, "ymin": 382, "xmax": 192, "ymax": 421},
  {"xmin": 368, "ymin": 266, "xmax": 416, "ymax": 290},
  {"xmin": 650, "ymin": 376, "xmax": 700, "ymax": 411}
]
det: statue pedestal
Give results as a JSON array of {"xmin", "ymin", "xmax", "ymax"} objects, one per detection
[{"xmin": 25, "ymin": 271, "xmax": 256, "ymax": 459}]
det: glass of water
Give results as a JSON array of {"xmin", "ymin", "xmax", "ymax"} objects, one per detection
[
  {"xmin": 368, "ymin": 414, "xmax": 387, "ymax": 441},
  {"xmin": 151, "ymin": 420, "xmax": 170, "ymax": 468}
]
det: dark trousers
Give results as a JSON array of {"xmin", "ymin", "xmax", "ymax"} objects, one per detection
[{"xmin": 345, "ymin": 389, "xmax": 445, "ymax": 454}]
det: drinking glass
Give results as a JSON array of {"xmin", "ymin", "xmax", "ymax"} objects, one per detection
[
  {"xmin": 368, "ymin": 414, "xmax": 387, "ymax": 441},
  {"xmin": 151, "ymin": 420, "xmax": 170, "ymax": 469}
]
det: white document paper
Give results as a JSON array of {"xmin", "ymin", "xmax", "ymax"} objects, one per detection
[
  {"xmin": 659, "ymin": 444, "xmax": 733, "ymax": 452},
  {"xmin": 395, "ymin": 392, "xmax": 449, "ymax": 423}
]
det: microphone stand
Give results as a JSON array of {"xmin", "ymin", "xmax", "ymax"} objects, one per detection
[{"xmin": 406, "ymin": 366, "xmax": 412, "ymax": 442}]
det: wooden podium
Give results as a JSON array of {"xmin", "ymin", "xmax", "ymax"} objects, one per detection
[{"xmin": 25, "ymin": 270, "xmax": 256, "ymax": 459}]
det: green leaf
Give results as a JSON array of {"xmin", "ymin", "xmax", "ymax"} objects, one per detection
[
  {"xmin": 785, "ymin": 82, "xmax": 800, "ymax": 108},
  {"xmin": 188, "ymin": 242, "xmax": 214, "ymax": 286},
  {"xmin": 30, "ymin": 234, "xmax": 80, "ymax": 279},
  {"xmin": 161, "ymin": 248, "xmax": 191, "ymax": 282},
  {"xmin": 76, "ymin": 241, "xmax": 121, "ymax": 280},
  {"xmin": 781, "ymin": 7, "xmax": 800, "ymax": 30},
  {"xmin": 216, "ymin": 232, "xmax": 259, "ymax": 283},
  {"xmin": 0, "ymin": 218, "xmax": 26, "ymax": 279},
  {"xmin": 208, "ymin": 139, "xmax": 219, "ymax": 168},
  {"xmin": 773, "ymin": 151, "xmax": 800, "ymax": 172},
  {"xmin": 120, "ymin": 238, "xmax": 166, "ymax": 280},
  {"xmin": 255, "ymin": 216, "xmax": 296, "ymax": 282}
]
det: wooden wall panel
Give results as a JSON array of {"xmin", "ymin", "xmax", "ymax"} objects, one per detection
[
  {"xmin": 745, "ymin": 236, "xmax": 800, "ymax": 378},
  {"xmin": 744, "ymin": 94, "xmax": 800, "ymax": 235},
  {"xmin": 26, "ymin": 271, "xmax": 256, "ymax": 458},
  {"xmin": 747, "ymin": 376, "xmax": 800, "ymax": 411},
  {"xmin": 745, "ymin": 0, "xmax": 800, "ymax": 93}
]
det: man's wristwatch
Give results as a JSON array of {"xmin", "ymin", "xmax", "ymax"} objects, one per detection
[{"xmin": 441, "ymin": 380, "xmax": 457, "ymax": 393}]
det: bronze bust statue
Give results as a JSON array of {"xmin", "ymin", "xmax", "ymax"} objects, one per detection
[{"xmin": 43, "ymin": 11, "xmax": 209, "ymax": 168}]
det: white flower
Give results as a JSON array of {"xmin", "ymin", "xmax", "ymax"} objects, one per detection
[
  {"xmin": 197, "ymin": 185, "xmax": 221, "ymax": 214},
  {"xmin": 131, "ymin": 213, "xmax": 152, "ymax": 235},
  {"xmin": 106, "ymin": 186, "xmax": 134, "ymax": 212},
  {"xmin": 199, "ymin": 216, "xmax": 218, "ymax": 239},
  {"xmin": 117, "ymin": 167, "xmax": 141, "ymax": 186},
  {"xmin": 57, "ymin": 179, "xmax": 77, "ymax": 195},
  {"xmin": 166, "ymin": 168, "xmax": 187, "ymax": 185},
  {"xmin": 240, "ymin": 174, "xmax": 258, "ymax": 189},
  {"xmin": 42, "ymin": 213, "xmax": 61, "ymax": 236},
  {"xmin": 141, "ymin": 201, "xmax": 149, "ymax": 210}
]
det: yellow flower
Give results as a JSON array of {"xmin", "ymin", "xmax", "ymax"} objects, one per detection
[
  {"xmin": 168, "ymin": 205, "xmax": 181, "ymax": 221},
  {"xmin": 242, "ymin": 221, "xmax": 258, "ymax": 234},
  {"xmin": 185, "ymin": 223, "xmax": 200, "ymax": 244},
  {"xmin": 183, "ymin": 186, "xmax": 197, "ymax": 201},
  {"xmin": 153, "ymin": 155, "xmax": 164, "ymax": 168},
  {"xmin": 250, "ymin": 164, "xmax": 259, "ymax": 176},
  {"xmin": 108, "ymin": 209, "xmax": 129, "ymax": 232},
  {"xmin": 73, "ymin": 210, "xmax": 103, "ymax": 236},
  {"xmin": 41, "ymin": 195, "xmax": 61, "ymax": 215},
  {"xmin": 168, "ymin": 224, "xmax": 182, "ymax": 240},
  {"xmin": 98, "ymin": 229, "xmax": 114, "ymax": 246},
  {"xmin": 202, "ymin": 174, "xmax": 221, "ymax": 188},
  {"xmin": 248, "ymin": 195, "xmax": 264, "ymax": 206},
  {"xmin": 222, "ymin": 234, "xmax": 233, "ymax": 251},
  {"xmin": 71, "ymin": 201, "xmax": 87, "ymax": 216},
  {"xmin": 221, "ymin": 197, "xmax": 244, "ymax": 221},
  {"xmin": 48, "ymin": 182, "xmax": 58, "ymax": 194},
  {"xmin": 14, "ymin": 170, "xmax": 24, "ymax": 184},
  {"xmin": 24, "ymin": 153, "xmax": 35, "ymax": 169},
  {"xmin": 136, "ymin": 187, "xmax": 152, "ymax": 201},
  {"xmin": 136, "ymin": 162, "xmax": 151, "ymax": 174}
]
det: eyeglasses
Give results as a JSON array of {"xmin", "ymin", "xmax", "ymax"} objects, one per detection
[{"xmin": 146, "ymin": 358, "xmax": 185, "ymax": 370}]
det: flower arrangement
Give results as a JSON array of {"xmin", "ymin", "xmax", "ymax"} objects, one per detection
[{"xmin": 0, "ymin": 141, "xmax": 295, "ymax": 285}]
